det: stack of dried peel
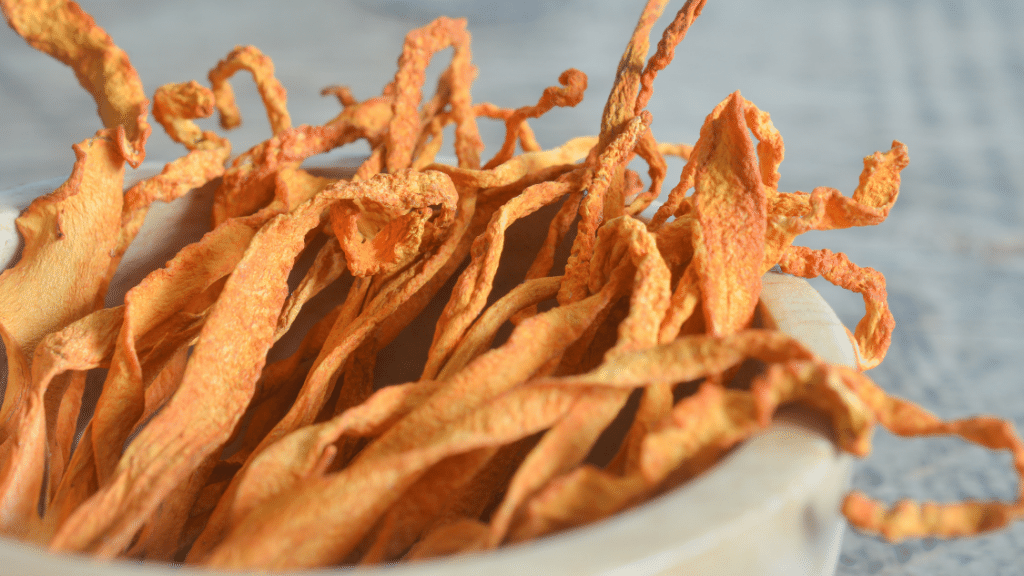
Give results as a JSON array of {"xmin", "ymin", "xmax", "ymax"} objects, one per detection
[{"xmin": 1, "ymin": 0, "xmax": 1022, "ymax": 570}]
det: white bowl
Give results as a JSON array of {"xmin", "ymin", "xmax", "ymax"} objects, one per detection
[{"xmin": 0, "ymin": 164, "xmax": 856, "ymax": 575}]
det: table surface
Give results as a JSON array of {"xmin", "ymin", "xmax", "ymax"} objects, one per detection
[{"xmin": 2, "ymin": 0, "xmax": 1023, "ymax": 573}]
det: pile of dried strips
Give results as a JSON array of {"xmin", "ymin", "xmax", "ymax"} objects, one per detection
[{"xmin": 0, "ymin": 0, "xmax": 1022, "ymax": 570}]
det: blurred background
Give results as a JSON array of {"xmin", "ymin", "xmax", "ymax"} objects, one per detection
[{"xmin": 1, "ymin": 0, "xmax": 1023, "ymax": 573}]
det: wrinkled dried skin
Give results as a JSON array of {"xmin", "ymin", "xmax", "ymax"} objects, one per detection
[
  {"xmin": 0, "ymin": 0, "xmax": 151, "ymax": 165},
  {"xmin": 634, "ymin": 0, "xmax": 707, "ymax": 114},
  {"xmin": 0, "ymin": 133, "xmax": 124, "ymax": 427},
  {"xmin": 778, "ymin": 246, "xmax": 892, "ymax": 370},
  {"xmin": 483, "ymin": 69, "xmax": 588, "ymax": 169},
  {"xmin": 689, "ymin": 91, "xmax": 767, "ymax": 337},
  {"xmin": 0, "ymin": 308, "xmax": 121, "ymax": 537},
  {"xmin": 558, "ymin": 113, "xmax": 650, "ymax": 306},
  {"xmin": 203, "ymin": 289, "xmax": 619, "ymax": 570},
  {"xmin": 49, "ymin": 183, "xmax": 346, "ymax": 557},
  {"xmin": 208, "ymin": 45, "xmax": 291, "ymax": 135},
  {"xmin": 836, "ymin": 367, "xmax": 1024, "ymax": 541},
  {"xmin": 422, "ymin": 176, "xmax": 578, "ymax": 380},
  {"xmin": 328, "ymin": 170, "xmax": 458, "ymax": 277},
  {"xmin": 385, "ymin": 17, "xmax": 481, "ymax": 171}
]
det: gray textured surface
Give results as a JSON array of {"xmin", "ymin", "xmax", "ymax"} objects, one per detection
[{"xmin": 1, "ymin": 0, "xmax": 1023, "ymax": 573}]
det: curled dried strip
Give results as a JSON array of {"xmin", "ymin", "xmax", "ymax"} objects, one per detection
[
  {"xmin": 764, "ymin": 141, "xmax": 908, "ymax": 268},
  {"xmin": 274, "ymin": 237, "xmax": 348, "ymax": 340},
  {"xmin": 208, "ymin": 45, "xmax": 291, "ymax": 135},
  {"xmin": 203, "ymin": 287, "xmax": 622, "ymax": 569},
  {"xmin": 505, "ymin": 350, "xmax": 859, "ymax": 545},
  {"xmin": 433, "ymin": 137, "xmax": 594, "ymax": 192},
  {"xmin": 597, "ymin": 0, "xmax": 669, "ymax": 148},
  {"xmin": 510, "ymin": 189, "xmax": 585, "ymax": 324},
  {"xmin": 558, "ymin": 113, "xmax": 651, "ymax": 305},
  {"xmin": 385, "ymin": 17, "xmax": 482, "ymax": 171},
  {"xmin": 0, "ymin": 0, "xmax": 151, "ymax": 165},
  {"xmin": 151, "ymin": 81, "xmax": 216, "ymax": 149},
  {"xmin": 836, "ymin": 368, "xmax": 1024, "ymax": 542},
  {"xmin": 212, "ymin": 123, "xmax": 357, "ymax": 226},
  {"xmin": 634, "ymin": 0, "xmax": 708, "ymax": 114},
  {"xmin": 778, "ymin": 246, "xmax": 892, "ymax": 370},
  {"xmin": 483, "ymin": 69, "xmax": 588, "ymax": 169},
  {"xmin": 192, "ymin": 380, "xmax": 443, "ymax": 563},
  {"xmin": 88, "ymin": 218, "xmax": 260, "ymax": 490},
  {"xmin": 328, "ymin": 170, "xmax": 458, "ymax": 277},
  {"xmin": 623, "ymin": 129, "xmax": 668, "ymax": 217},
  {"xmin": 113, "ymin": 143, "xmax": 231, "ymax": 278},
  {"xmin": 358, "ymin": 449, "xmax": 495, "ymax": 564},
  {"xmin": 209, "ymin": 379, "xmax": 602, "ymax": 570},
  {"xmin": 438, "ymin": 276, "xmax": 562, "ymax": 380},
  {"xmin": 657, "ymin": 141, "xmax": 694, "ymax": 159},
  {"xmin": 648, "ymin": 95, "xmax": 729, "ymax": 230},
  {"xmin": 485, "ymin": 221, "xmax": 669, "ymax": 544}
]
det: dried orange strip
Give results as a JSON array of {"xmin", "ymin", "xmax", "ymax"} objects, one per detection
[
  {"xmin": 212, "ymin": 123, "xmax": 357, "ymax": 226},
  {"xmin": 689, "ymin": 91, "xmax": 767, "ymax": 337},
  {"xmin": 778, "ymin": 246, "xmax": 893, "ymax": 370},
  {"xmin": 0, "ymin": 133, "xmax": 124, "ymax": 426},
  {"xmin": 328, "ymin": 170, "xmax": 458, "ymax": 277},
  {"xmin": 203, "ymin": 283, "xmax": 623, "ymax": 569},
  {"xmin": 48, "ymin": 177, "xmax": 359, "ymax": 556},
  {"xmin": 88, "ymin": 217, "xmax": 261, "ymax": 490},
  {"xmin": 0, "ymin": 0, "xmax": 150, "ymax": 166},
  {"xmin": 437, "ymin": 276, "xmax": 562, "ymax": 380},
  {"xmin": 205, "ymin": 383, "xmax": 607, "ymax": 570},
  {"xmin": 422, "ymin": 175, "xmax": 580, "ymax": 379},
  {"xmin": 0, "ymin": 307, "xmax": 122, "ymax": 537},
  {"xmin": 431, "ymin": 136, "xmax": 594, "ymax": 191},
  {"xmin": 189, "ymin": 178, "xmax": 473, "ymax": 558},
  {"xmin": 633, "ymin": 0, "xmax": 708, "ymax": 114},
  {"xmin": 837, "ymin": 368, "xmax": 1024, "ymax": 541},
  {"xmin": 558, "ymin": 113, "xmax": 650, "ymax": 305},
  {"xmin": 189, "ymin": 380, "xmax": 443, "ymax": 563},
  {"xmin": 385, "ymin": 17, "xmax": 481, "ymax": 171},
  {"xmin": 404, "ymin": 518, "xmax": 490, "ymax": 561},
  {"xmin": 208, "ymin": 45, "xmax": 291, "ymax": 135},
  {"xmin": 597, "ymin": 0, "xmax": 669, "ymax": 147},
  {"xmin": 482, "ymin": 69, "xmax": 588, "ymax": 169}
]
